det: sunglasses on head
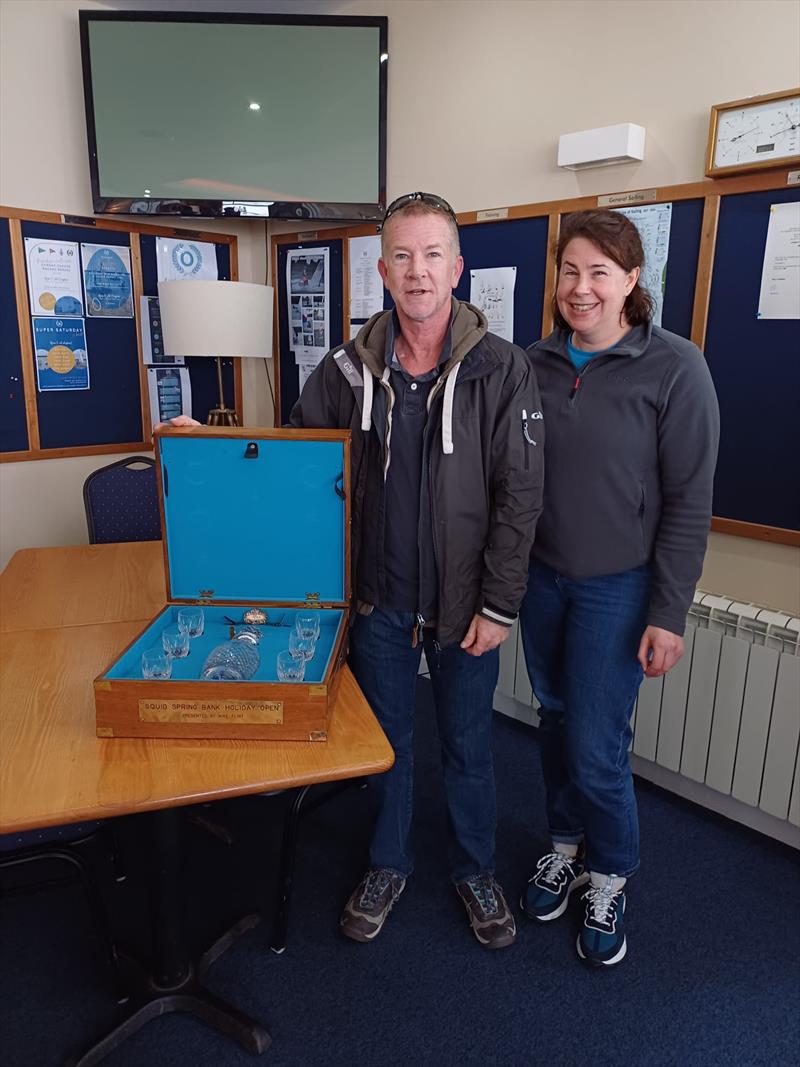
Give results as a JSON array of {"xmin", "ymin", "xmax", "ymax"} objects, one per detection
[{"xmin": 380, "ymin": 191, "xmax": 457, "ymax": 229}]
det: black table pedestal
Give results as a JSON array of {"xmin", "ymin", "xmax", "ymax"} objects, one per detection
[{"xmin": 67, "ymin": 809, "xmax": 271, "ymax": 1065}]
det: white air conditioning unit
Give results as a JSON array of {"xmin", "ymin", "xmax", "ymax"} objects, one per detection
[{"xmin": 557, "ymin": 123, "xmax": 646, "ymax": 171}]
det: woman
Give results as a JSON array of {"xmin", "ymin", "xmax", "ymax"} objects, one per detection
[{"xmin": 519, "ymin": 209, "xmax": 719, "ymax": 967}]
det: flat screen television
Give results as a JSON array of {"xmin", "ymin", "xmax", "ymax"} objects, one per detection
[{"xmin": 79, "ymin": 11, "xmax": 387, "ymax": 221}]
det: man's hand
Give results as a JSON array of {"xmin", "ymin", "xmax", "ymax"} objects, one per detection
[
  {"xmin": 154, "ymin": 415, "xmax": 202, "ymax": 432},
  {"xmin": 460, "ymin": 614, "xmax": 510, "ymax": 657},
  {"xmin": 637, "ymin": 625, "xmax": 684, "ymax": 678}
]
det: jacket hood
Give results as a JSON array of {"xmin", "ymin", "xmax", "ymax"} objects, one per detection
[
  {"xmin": 348, "ymin": 299, "xmax": 490, "ymax": 455},
  {"xmin": 531, "ymin": 321, "xmax": 654, "ymax": 360},
  {"xmin": 353, "ymin": 298, "xmax": 488, "ymax": 375}
]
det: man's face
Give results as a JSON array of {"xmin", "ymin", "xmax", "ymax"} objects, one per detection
[{"xmin": 378, "ymin": 212, "xmax": 464, "ymax": 325}]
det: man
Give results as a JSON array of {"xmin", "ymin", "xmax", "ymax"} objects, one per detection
[{"xmin": 290, "ymin": 192, "xmax": 544, "ymax": 947}]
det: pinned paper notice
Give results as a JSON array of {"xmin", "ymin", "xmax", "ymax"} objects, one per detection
[
  {"xmin": 757, "ymin": 201, "xmax": 800, "ymax": 320},
  {"xmin": 469, "ymin": 266, "xmax": 516, "ymax": 342}
]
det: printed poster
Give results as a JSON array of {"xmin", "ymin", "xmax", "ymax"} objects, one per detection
[
  {"xmin": 348, "ymin": 234, "xmax": 383, "ymax": 320},
  {"xmin": 25, "ymin": 238, "xmax": 83, "ymax": 316},
  {"xmin": 297, "ymin": 360, "xmax": 319, "ymax": 394},
  {"xmin": 469, "ymin": 266, "xmax": 516, "ymax": 342},
  {"xmin": 32, "ymin": 317, "xmax": 89, "ymax": 391},
  {"xmin": 139, "ymin": 296, "xmax": 184, "ymax": 365},
  {"xmin": 615, "ymin": 203, "xmax": 672, "ymax": 327},
  {"xmin": 287, "ymin": 247, "xmax": 330, "ymax": 367},
  {"xmin": 758, "ymin": 201, "xmax": 800, "ymax": 320},
  {"xmin": 81, "ymin": 243, "xmax": 133, "ymax": 317},
  {"xmin": 156, "ymin": 237, "xmax": 219, "ymax": 282},
  {"xmin": 147, "ymin": 366, "xmax": 192, "ymax": 429}
]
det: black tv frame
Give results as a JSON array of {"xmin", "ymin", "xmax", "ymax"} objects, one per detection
[{"xmin": 78, "ymin": 10, "xmax": 388, "ymax": 222}]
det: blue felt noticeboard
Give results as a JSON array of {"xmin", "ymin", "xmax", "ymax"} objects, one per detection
[
  {"xmin": 705, "ymin": 187, "xmax": 800, "ymax": 532},
  {"xmin": 23, "ymin": 220, "xmax": 142, "ymax": 450},
  {"xmin": 0, "ymin": 218, "xmax": 28, "ymax": 454},
  {"xmin": 456, "ymin": 215, "xmax": 549, "ymax": 349},
  {"xmin": 0, "ymin": 211, "xmax": 238, "ymax": 458},
  {"xmin": 273, "ymin": 181, "xmax": 799, "ymax": 538}
]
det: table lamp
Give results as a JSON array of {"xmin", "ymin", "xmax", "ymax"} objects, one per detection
[{"xmin": 157, "ymin": 279, "xmax": 273, "ymax": 426}]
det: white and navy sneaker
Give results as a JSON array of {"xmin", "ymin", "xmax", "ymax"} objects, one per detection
[
  {"xmin": 521, "ymin": 850, "xmax": 589, "ymax": 922},
  {"xmin": 577, "ymin": 879, "xmax": 627, "ymax": 967}
]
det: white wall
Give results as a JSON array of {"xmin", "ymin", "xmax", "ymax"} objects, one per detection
[{"xmin": 1, "ymin": 0, "xmax": 798, "ymax": 612}]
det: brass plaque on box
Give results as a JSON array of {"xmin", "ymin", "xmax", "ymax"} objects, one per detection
[{"xmin": 139, "ymin": 699, "xmax": 284, "ymax": 725}]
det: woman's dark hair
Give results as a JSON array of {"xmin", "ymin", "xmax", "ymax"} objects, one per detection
[{"xmin": 552, "ymin": 209, "xmax": 655, "ymax": 329}]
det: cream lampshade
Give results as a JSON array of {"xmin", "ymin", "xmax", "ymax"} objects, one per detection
[{"xmin": 157, "ymin": 279, "xmax": 273, "ymax": 425}]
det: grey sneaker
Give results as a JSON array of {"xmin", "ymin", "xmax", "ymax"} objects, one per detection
[
  {"xmin": 456, "ymin": 874, "xmax": 516, "ymax": 949},
  {"xmin": 340, "ymin": 868, "xmax": 406, "ymax": 942}
]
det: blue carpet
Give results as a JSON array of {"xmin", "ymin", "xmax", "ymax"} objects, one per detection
[{"xmin": 2, "ymin": 678, "xmax": 798, "ymax": 1066}]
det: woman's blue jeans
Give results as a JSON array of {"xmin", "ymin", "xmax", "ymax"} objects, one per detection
[
  {"xmin": 519, "ymin": 559, "xmax": 651, "ymax": 878},
  {"xmin": 348, "ymin": 608, "xmax": 499, "ymax": 884}
]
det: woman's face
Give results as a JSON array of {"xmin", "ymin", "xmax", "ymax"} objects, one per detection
[{"xmin": 556, "ymin": 236, "xmax": 639, "ymax": 346}]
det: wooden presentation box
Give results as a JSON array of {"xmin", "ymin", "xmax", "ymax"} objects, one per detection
[{"xmin": 95, "ymin": 427, "xmax": 351, "ymax": 741}]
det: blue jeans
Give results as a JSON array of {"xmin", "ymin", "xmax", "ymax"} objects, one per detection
[
  {"xmin": 348, "ymin": 608, "xmax": 499, "ymax": 883},
  {"xmin": 519, "ymin": 559, "xmax": 651, "ymax": 878}
]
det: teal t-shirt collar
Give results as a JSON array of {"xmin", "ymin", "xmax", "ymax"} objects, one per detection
[{"xmin": 566, "ymin": 333, "xmax": 616, "ymax": 371}]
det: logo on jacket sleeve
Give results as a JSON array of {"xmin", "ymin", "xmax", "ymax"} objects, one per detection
[{"xmin": 522, "ymin": 408, "xmax": 542, "ymax": 445}]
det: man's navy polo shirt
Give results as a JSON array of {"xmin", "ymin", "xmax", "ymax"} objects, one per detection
[{"xmin": 381, "ymin": 313, "xmax": 451, "ymax": 616}]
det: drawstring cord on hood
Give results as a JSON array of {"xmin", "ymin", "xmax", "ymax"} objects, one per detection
[
  {"xmin": 361, "ymin": 363, "xmax": 374, "ymax": 432},
  {"xmin": 439, "ymin": 362, "xmax": 459, "ymax": 456},
  {"xmin": 359, "ymin": 358, "xmax": 458, "ymax": 458}
]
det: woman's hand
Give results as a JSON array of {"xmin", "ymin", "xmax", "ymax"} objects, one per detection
[{"xmin": 637, "ymin": 625, "xmax": 684, "ymax": 678}]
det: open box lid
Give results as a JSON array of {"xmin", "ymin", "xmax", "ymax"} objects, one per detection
[{"xmin": 155, "ymin": 428, "xmax": 350, "ymax": 606}]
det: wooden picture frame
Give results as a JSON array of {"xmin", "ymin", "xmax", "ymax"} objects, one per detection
[{"xmin": 705, "ymin": 88, "xmax": 800, "ymax": 178}]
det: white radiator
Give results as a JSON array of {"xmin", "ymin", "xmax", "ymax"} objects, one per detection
[
  {"xmin": 631, "ymin": 592, "xmax": 800, "ymax": 836},
  {"xmin": 494, "ymin": 592, "xmax": 800, "ymax": 847}
]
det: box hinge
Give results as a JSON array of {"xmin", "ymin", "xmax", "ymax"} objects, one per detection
[
  {"xmin": 304, "ymin": 592, "xmax": 321, "ymax": 607},
  {"xmin": 198, "ymin": 589, "xmax": 215, "ymax": 604}
]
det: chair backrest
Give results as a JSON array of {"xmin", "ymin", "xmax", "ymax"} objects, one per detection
[{"xmin": 83, "ymin": 456, "xmax": 161, "ymax": 544}]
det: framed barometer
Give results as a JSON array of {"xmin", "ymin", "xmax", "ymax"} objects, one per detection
[{"xmin": 705, "ymin": 88, "xmax": 800, "ymax": 177}]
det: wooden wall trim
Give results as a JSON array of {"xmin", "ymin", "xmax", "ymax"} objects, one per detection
[
  {"xmin": 271, "ymin": 169, "xmax": 796, "ymax": 248},
  {"xmin": 541, "ymin": 212, "xmax": 560, "ymax": 338},
  {"xmin": 711, "ymin": 517, "xmax": 800, "ymax": 548},
  {"xmin": 455, "ymin": 169, "xmax": 797, "ymax": 227},
  {"xmin": 342, "ymin": 235, "xmax": 352, "ymax": 351},
  {"xmin": 129, "ymin": 234, "xmax": 150, "ymax": 441},
  {"xmin": 228, "ymin": 240, "xmax": 243, "ymax": 423},
  {"xmin": 0, "ymin": 441, "xmax": 153, "ymax": 464},
  {"xmin": 0, "ymin": 205, "xmax": 237, "ymax": 246},
  {"xmin": 8, "ymin": 219, "xmax": 40, "ymax": 451},
  {"xmin": 271, "ymin": 233, "xmax": 281, "ymax": 426},
  {"xmin": 690, "ymin": 195, "xmax": 721, "ymax": 351}
]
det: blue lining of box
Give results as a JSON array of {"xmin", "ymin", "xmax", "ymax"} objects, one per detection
[{"xmin": 159, "ymin": 437, "xmax": 346, "ymax": 603}]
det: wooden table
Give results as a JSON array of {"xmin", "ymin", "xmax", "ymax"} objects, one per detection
[
  {"xmin": 0, "ymin": 542, "xmax": 167, "ymax": 634},
  {"xmin": 0, "ymin": 541, "xmax": 393, "ymax": 1062},
  {"xmin": 0, "ymin": 541, "xmax": 393, "ymax": 831}
]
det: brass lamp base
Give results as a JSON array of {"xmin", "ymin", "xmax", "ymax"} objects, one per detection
[
  {"xmin": 206, "ymin": 355, "xmax": 238, "ymax": 426},
  {"xmin": 207, "ymin": 406, "xmax": 239, "ymax": 427}
]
